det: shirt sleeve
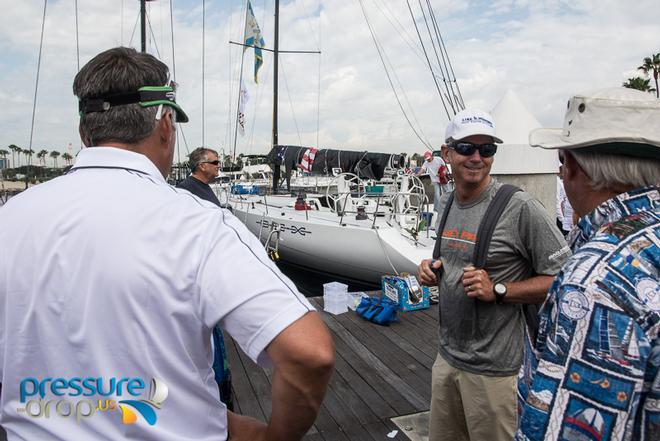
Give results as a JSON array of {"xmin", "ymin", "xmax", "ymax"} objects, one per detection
[
  {"xmin": 195, "ymin": 210, "xmax": 314, "ymax": 366},
  {"xmin": 515, "ymin": 196, "xmax": 571, "ymax": 275}
]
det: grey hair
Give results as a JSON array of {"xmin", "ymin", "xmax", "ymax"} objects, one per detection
[
  {"xmin": 73, "ymin": 47, "xmax": 169, "ymax": 146},
  {"xmin": 569, "ymin": 149, "xmax": 660, "ymax": 192},
  {"xmin": 188, "ymin": 147, "xmax": 219, "ymax": 171}
]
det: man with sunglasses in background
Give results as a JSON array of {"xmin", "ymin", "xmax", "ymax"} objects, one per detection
[
  {"xmin": 417, "ymin": 108, "xmax": 570, "ymax": 441},
  {"xmin": 177, "ymin": 147, "xmax": 223, "ymax": 206},
  {"xmin": 517, "ymin": 88, "xmax": 659, "ymax": 441},
  {"xmin": 0, "ymin": 47, "xmax": 335, "ymax": 441}
]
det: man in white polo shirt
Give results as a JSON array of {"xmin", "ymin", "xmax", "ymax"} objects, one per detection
[{"xmin": 0, "ymin": 47, "xmax": 335, "ymax": 441}]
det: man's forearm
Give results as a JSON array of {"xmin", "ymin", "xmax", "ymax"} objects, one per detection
[
  {"xmin": 266, "ymin": 362, "xmax": 333, "ymax": 440},
  {"xmin": 263, "ymin": 312, "xmax": 335, "ymax": 440},
  {"xmin": 502, "ymin": 275, "xmax": 555, "ymax": 305}
]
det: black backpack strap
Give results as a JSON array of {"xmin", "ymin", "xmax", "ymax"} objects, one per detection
[
  {"xmin": 432, "ymin": 191, "xmax": 455, "ymax": 259},
  {"xmin": 472, "ymin": 184, "xmax": 521, "ymax": 268}
]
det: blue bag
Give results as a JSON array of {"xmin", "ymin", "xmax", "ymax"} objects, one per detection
[{"xmin": 356, "ymin": 296, "xmax": 399, "ymax": 326}]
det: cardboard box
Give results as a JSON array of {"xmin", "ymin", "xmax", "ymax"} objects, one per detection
[{"xmin": 381, "ymin": 274, "xmax": 430, "ymax": 312}]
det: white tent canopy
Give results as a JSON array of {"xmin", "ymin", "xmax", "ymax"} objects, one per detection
[{"xmin": 489, "ymin": 89, "xmax": 560, "ymax": 175}]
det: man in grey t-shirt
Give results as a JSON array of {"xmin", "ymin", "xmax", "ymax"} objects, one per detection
[{"xmin": 417, "ymin": 108, "xmax": 570, "ymax": 441}]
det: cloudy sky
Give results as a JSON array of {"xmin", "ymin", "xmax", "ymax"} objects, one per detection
[{"xmin": 0, "ymin": 0, "xmax": 658, "ymax": 165}]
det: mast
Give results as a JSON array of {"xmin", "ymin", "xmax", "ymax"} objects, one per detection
[
  {"xmin": 140, "ymin": 0, "xmax": 147, "ymax": 52},
  {"xmin": 271, "ymin": 0, "xmax": 280, "ymax": 148}
]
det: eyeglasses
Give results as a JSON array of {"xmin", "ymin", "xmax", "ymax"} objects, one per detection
[
  {"xmin": 201, "ymin": 160, "xmax": 220, "ymax": 166},
  {"xmin": 448, "ymin": 142, "xmax": 498, "ymax": 158}
]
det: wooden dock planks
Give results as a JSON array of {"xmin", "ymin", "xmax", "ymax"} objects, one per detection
[{"xmin": 229, "ymin": 297, "xmax": 439, "ymax": 440}]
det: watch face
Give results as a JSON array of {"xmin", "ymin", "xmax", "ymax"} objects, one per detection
[{"xmin": 495, "ymin": 283, "xmax": 506, "ymax": 295}]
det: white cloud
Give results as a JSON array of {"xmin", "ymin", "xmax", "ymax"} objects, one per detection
[{"xmin": 0, "ymin": 0, "xmax": 658, "ymax": 161}]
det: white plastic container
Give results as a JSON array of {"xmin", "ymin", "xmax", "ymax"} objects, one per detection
[{"xmin": 323, "ymin": 282, "xmax": 348, "ymax": 315}]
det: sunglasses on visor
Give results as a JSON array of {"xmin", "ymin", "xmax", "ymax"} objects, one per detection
[{"xmin": 448, "ymin": 142, "xmax": 498, "ymax": 158}]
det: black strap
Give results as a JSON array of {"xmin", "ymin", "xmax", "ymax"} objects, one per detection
[
  {"xmin": 432, "ymin": 184, "xmax": 521, "ymax": 264},
  {"xmin": 432, "ymin": 191, "xmax": 454, "ymax": 259},
  {"xmin": 472, "ymin": 184, "xmax": 521, "ymax": 268}
]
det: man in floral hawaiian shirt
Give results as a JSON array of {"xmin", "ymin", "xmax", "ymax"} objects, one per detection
[{"xmin": 517, "ymin": 87, "xmax": 660, "ymax": 440}]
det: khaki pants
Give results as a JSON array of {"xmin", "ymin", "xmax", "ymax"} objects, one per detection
[{"xmin": 429, "ymin": 353, "xmax": 517, "ymax": 441}]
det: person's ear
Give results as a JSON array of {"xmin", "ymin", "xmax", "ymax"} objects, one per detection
[
  {"xmin": 441, "ymin": 144, "xmax": 450, "ymax": 163},
  {"xmin": 562, "ymin": 151, "xmax": 583, "ymax": 181},
  {"xmin": 158, "ymin": 109, "xmax": 175, "ymax": 143}
]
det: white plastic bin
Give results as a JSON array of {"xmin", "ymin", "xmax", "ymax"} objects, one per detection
[{"xmin": 323, "ymin": 282, "xmax": 348, "ymax": 315}]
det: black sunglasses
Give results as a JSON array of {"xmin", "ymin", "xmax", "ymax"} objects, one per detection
[
  {"xmin": 202, "ymin": 160, "xmax": 220, "ymax": 165},
  {"xmin": 449, "ymin": 142, "xmax": 498, "ymax": 158}
]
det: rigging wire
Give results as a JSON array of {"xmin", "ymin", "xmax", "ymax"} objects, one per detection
[
  {"xmin": 159, "ymin": 0, "xmax": 165, "ymax": 60},
  {"xmin": 146, "ymin": 14, "xmax": 162, "ymax": 58},
  {"xmin": 371, "ymin": 0, "xmax": 428, "ymax": 68},
  {"xmin": 224, "ymin": 0, "xmax": 236, "ymax": 153},
  {"xmin": 404, "ymin": 0, "xmax": 450, "ymax": 121},
  {"xmin": 365, "ymin": 9, "xmax": 431, "ymax": 150},
  {"xmin": 202, "ymin": 0, "xmax": 206, "ymax": 147},
  {"xmin": 417, "ymin": 0, "xmax": 455, "ymax": 115},
  {"xmin": 121, "ymin": 0, "xmax": 124, "ymax": 45},
  {"xmin": 74, "ymin": 0, "xmax": 83, "ymax": 153},
  {"xmin": 296, "ymin": 0, "xmax": 323, "ymax": 148},
  {"xmin": 316, "ymin": 0, "xmax": 321, "ymax": 149},
  {"xmin": 74, "ymin": 0, "xmax": 80, "ymax": 71},
  {"xmin": 278, "ymin": 57, "xmax": 303, "ymax": 147},
  {"xmin": 357, "ymin": 0, "xmax": 432, "ymax": 150},
  {"xmin": 128, "ymin": 11, "xmax": 140, "ymax": 48},
  {"xmin": 169, "ymin": 0, "xmax": 188, "ymax": 168},
  {"xmin": 426, "ymin": 0, "xmax": 464, "ymax": 109},
  {"xmin": 28, "ymin": 0, "xmax": 48, "ymax": 184},
  {"xmin": 379, "ymin": 40, "xmax": 431, "ymax": 148}
]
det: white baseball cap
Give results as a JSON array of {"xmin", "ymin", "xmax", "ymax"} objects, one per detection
[
  {"xmin": 444, "ymin": 108, "xmax": 503, "ymax": 144},
  {"xmin": 529, "ymin": 87, "xmax": 660, "ymax": 159}
]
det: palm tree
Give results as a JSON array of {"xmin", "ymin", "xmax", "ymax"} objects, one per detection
[
  {"xmin": 50, "ymin": 150, "xmax": 61, "ymax": 168},
  {"xmin": 62, "ymin": 152, "xmax": 73, "ymax": 166},
  {"xmin": 37, "ymin": 149, "xmax": 49, "ymax": 166},
  {"xmin": 623, "ymin": 77, "xmax": 656, "ymax": 93},
  {"xmin": 8, "ymin": 144, "xmax": 21, "ymax": 168},
  {"xmin": 23, "ymin": 149, "xmax": 35, "ymax": 166},
  {"xmin": 638, "ymin": 53, "xmax": 660, "ymax": 98}
]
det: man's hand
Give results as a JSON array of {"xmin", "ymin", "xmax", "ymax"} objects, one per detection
[
  {"xmin": 417, "ymin": 259, "xmax": 442, "ymax": 286},
  {"xmin": 462, "ymin": 266, "xmax": 495, "ymax": 302}
]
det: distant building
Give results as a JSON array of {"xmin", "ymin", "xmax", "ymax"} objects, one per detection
[{"xmin": 0, "ymin": 158, "xmax": 6, "ymax": 170}]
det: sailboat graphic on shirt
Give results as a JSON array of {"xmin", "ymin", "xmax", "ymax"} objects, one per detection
[
  {"xmin": 118, "ymin": 378, "xmax": 169, "ymax": 426},
  {"xmin": 586, "ymin": 309, "xmax": 641, "ymax": 375}
]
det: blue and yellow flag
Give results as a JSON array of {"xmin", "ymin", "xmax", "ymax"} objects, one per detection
[{"xmin": 244, "ymin": 1, "xmax": 266, "ymax": 83}]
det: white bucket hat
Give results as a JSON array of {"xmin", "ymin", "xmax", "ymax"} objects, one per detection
[
  {"xmin": 529, "ymin": 87, "xmax": 660, "ymax": 159},
  {"xmin": 444, "ymin": 108, "xmax": 503, "ymax": 144}
]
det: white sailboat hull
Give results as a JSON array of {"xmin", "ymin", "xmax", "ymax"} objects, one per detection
[{"xmin": 231, "ymin": 196, "xmax": 434, "ymax": 286}]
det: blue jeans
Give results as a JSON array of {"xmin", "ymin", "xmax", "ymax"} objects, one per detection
[{"xmin": 432, "ymin": 182, "xmax": 442, "ymax": 213}]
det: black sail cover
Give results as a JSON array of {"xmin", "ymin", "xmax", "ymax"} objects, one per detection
[{"xmin": 268, "ymin": 145, "xmax": 405, "ymax": 181}]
